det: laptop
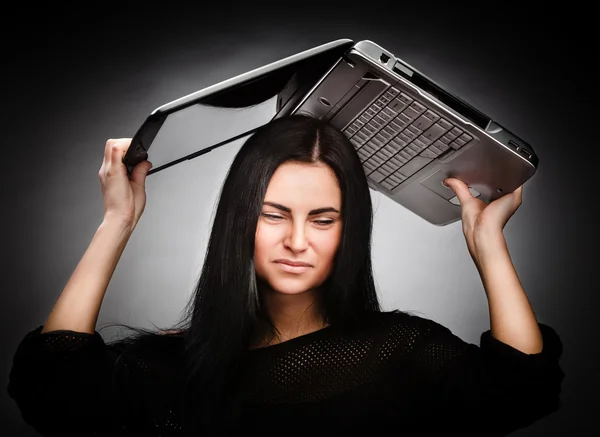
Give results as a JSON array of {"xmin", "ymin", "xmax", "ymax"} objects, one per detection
[{"xmin": 123, "ymin": 39, "xmax": 538, "ymax": 226}]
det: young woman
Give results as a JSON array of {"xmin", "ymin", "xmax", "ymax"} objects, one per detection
[{"xmin": 7, "ymin": 115, "xmax": 564, "ymax": 436}]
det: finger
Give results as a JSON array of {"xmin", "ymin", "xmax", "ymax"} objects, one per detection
[
  {"xmin": 109, "ymin": 139, "xmax": 132, "ymax": 167},
  {"xmin": 107, "ymin": 147, "xmax": 126, "ymax": 179},
  {"xmin": 130, "ymin": 158, "xmax": 152, "ymax": 188},
  {"xmin": 105, "ymin": 138, "xmax": 131, "ymax": 165},
  {"xmin": 514, "ymin": 185, "xmax": 523, "ymax": 205},
  {"xmin": 443, "ymin": 178, "xmax": 474, "ymax": 205},
  {"xmin": 104, "ymin": 139, "xmax": 119, "ymax": 164}
]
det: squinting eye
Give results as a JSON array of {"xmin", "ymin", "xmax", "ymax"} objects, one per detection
[
  {"xmin": 261, "ymin": 213, "xmax": 334, "ymax": 226},
  {"xmin": 261, "ymin": 213, "xmax": 282, "ymax": 220}
]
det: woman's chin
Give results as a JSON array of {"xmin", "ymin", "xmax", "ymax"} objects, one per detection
[{"xmin": 263, "ymin": 278, "xmax": 317, "ymax": 296}]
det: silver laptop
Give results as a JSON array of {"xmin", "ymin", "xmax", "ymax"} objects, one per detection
[{"xmin": 123, "ymin": 39, "xmax": 538, "ymax": 226}]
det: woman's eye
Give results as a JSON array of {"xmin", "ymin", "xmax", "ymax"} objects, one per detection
[
  {"xmin": 261, "ymin": 213, "xmax": 282, "ymax": 220},
  {"xmin": 261, "ymin": 213, "xmax": 334, "ymax": 226}
]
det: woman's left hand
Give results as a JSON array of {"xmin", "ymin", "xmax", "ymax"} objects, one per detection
[{"xmin": 443, "ymin": 177, "xmax": 523, "ymax": 260}]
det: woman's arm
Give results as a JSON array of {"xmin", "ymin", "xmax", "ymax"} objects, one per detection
[
  {"xmin": 474, "ymin": 229, "xmax": 543, "ymax": 354},
  {"xmin": 41, "ymin": 216, "xmax": 132, "ymax": 335},
  {"xmin": 443, "ymin": 178, "xmax": 543, "ymax": 354}
]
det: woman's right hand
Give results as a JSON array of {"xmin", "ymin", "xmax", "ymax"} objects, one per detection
[{"xmin": 98, "ymin": 138, "xmax": 153, "ymax": 231}]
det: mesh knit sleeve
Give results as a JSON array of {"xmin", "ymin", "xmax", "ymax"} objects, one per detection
[
  {"xmin": 409, "ymin": 317, "xmax": 565, "ymax": 436},
  {"xmin": 6, "ymin": 325, "xmax": 162, "ymax": 436}
]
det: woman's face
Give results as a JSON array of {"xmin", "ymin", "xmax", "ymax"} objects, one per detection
[{"xmin": 254, "ymin": 161, "xmax": 342, "ymax": 296}]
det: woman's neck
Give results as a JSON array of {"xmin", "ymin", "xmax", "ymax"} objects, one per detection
[{"xmin": 250, "ymin": 285, "xmax": 329, "ymax": 348}]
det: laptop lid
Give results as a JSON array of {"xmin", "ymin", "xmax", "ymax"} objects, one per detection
[{"xmin": 123, "ymin": 39, "xmax": 354, "ymax": 177}]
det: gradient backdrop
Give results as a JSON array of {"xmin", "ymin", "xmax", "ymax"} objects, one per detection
[{"xmin": 2, "ymin": 2, "xmax": 595, "ymax": 435}]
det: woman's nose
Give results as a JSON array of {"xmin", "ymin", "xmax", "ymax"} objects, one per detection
[{"xmin": 284, "ymin": 223, "xmax": 309, "ymax": 252}]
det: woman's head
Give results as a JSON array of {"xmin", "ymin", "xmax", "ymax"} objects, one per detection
[{"xmin": 208, "ymin": 114, "xmax": 379, "ymax": 323}]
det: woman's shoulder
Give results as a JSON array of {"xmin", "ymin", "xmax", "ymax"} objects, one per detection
[
  {"xmin": 105, "ymin": 328, "xmax": 187, "ymax": 370},
  {"xmin": 354, "ymin": 309, "xmax": 458, "ymax": 346},
  {"xmin": 354, "ymin": 310, "xmax": 473, "ymax": 361},
  {"xmin": 361, "ymin": 308, "xmax": 446, "ymax": 331}
]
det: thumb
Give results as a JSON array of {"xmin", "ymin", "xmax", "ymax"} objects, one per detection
[
  {"xmin": 130, "ymin": 160, "xmax": 153, "ymax": 187},
  {"xmin": 443, "ymin": 178, "xmax": 473, "ymax": 205}
]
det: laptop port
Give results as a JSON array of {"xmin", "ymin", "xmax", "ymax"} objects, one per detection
[
  {"xmin": 518, "ymin": 147, "xmax": 531, "ymax": 159},
  {"xmin": 508, "ymin": 140, "xmax": 519, "ymax": 150},
  {"xmin": 380, "ymin": 53, "xmax": 390, "ymax": 64}
]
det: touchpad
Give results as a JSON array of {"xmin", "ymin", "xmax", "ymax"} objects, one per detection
[
  {"xmin": 420, "ymin": 169, "xmax": 456, "ymax": 200},
  {"xmin": 421, "ymin": 169, "xmax": 481, "ymax": 204}
]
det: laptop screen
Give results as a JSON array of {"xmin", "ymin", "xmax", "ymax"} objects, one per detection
[
  {"xmin": 124, "ymin": 40, "xmax": 354, "ymax": 177},
  {"xmin": 146, "ymin": 94, "xmax": 278, "ymax": 174}
]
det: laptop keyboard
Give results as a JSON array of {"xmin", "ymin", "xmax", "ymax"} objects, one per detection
[{"xmin": 343, "ymin": 87, "xmax": 474, "ymax": 191}]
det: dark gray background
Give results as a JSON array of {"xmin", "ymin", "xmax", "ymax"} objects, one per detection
[{"xmin": 2, "ymin": 2, "xmax": 595, "ymax": 435}]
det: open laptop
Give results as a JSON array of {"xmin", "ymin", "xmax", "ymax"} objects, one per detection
[{"xmin": 123, "ymin": 39, "xmax": 538, "ymax": 226}]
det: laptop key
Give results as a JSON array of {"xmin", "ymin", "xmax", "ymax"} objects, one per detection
[
  {"xmin": 419, "ymin": 147, "xmax": 439, "ymax": 159},
  {"xmin": 398, "ymin": 156, "xmax": 432, "ymax": 178},
  {"xmin": 388, "ymin": 98, "xmax": 407, "ymax": 113},
  {"xmin": 422, "ymin": 123, "xmax": 447, "ymax": 141},
  {"xmin": 369, "ymin": 171, "xmax": 386, "ymax": 183},
  {"xmin": 412, "ymin": 115, "xmax": 434, "ymax": 131},
  {"xmin": 381, "ymin": 179, "xmax": 397, "ymax": 190},
  {"xmin": 398, "ymin": 93, "xmax": 412, "ymax": 104},
  {"xmin": 437, "ymin": 118, "xmax": 453, "ymax": 130}
]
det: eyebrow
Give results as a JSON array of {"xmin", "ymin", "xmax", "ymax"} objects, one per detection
[{"xmin": 263, "ymin": 201, "xmax": 340, "ymax": 215}]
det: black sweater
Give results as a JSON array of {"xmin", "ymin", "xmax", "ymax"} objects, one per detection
[{"xmin": 7, "ymin": 310, "xmax": 564, "ymax": 436}]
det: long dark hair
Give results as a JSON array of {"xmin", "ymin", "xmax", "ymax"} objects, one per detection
[{"xmin": 101, "ymin": 113, "xmax": 382, "ymax": 433}]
